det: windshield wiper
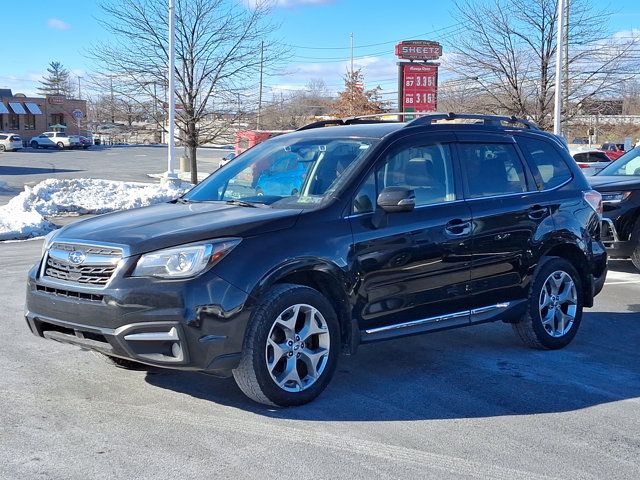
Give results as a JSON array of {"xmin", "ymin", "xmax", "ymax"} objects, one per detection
[
  {"xmin": 225, "ymin": 199, "xmax": 268, "ymax": 208},
  {"xmin": 175, "ymin": 197, "xmax": 193, "ymax": 204}
]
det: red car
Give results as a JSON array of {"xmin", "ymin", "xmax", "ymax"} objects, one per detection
[{"xmin": 601, "ymin": 142, "xmax": 626, "ymax": 160}]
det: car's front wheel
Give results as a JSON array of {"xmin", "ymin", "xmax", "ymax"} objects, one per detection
[
  {"xmin": 513, "ymin": 257, "xmax": 583, "ymax": 349},
  {"xmin": 30, "ymin": 141, "xmax": 39, "ymax": 149},
  {"xmin": 233, "ymin": 284, "xmax": 340, "ymax": 406},
  {"xmin": 0, "ymin": 145, "xmax": 5, "ymax": 152},
  {"xmin": 56, "ymin": 142, "xmax": 65, "ymax": 149}
]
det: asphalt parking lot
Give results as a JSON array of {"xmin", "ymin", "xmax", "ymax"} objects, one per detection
[
  {"xmin": 0, "ymin": 145, "xmax": 226, "ymax": 205},
  {"xmin": 1, "ymin": 149, "xmax": 639, "ymax": 479},
  {"xmin": 1, "ymin": 239, "xmax": 639, "ymax": 479}
]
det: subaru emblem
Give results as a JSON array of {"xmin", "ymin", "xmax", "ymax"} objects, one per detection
[{"xmin": 68, "ymin": 250, "xmax": 86, "ymax": 265}]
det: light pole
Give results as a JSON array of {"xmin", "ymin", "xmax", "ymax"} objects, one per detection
[
  {"xmin": 165, "ymin": 0, "xmax": 178, "ymax": 181},
  {"xmin": 553, "ymin": 0, "xmax": 566, "ymax": 136}
]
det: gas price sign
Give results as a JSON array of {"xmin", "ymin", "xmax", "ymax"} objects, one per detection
[{"xmin": 402, "ymin": 64, "xmax": 438, "ymax": 112}]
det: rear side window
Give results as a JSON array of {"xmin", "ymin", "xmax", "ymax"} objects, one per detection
[
  {"xmin": 573, "ymin": 152, "xmax": 609, "ymax": 163},
  {"xmin": 459, "ymin": 143, "xmax": 528, "ymax": 198},
  {"xmin": 518, "ymin": 137, "xmax": 572, "ymax": 190},
  {"xmin": 0, "ymin": 135, "xmax": 6, "ymax": 140}
]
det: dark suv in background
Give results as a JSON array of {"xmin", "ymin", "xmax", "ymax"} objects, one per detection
[{"xmin": 25, "ymin": 113, "xmax": 607, "ymax": 406}]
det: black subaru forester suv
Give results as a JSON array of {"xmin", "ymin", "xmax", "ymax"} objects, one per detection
[{"xmin": 25, "ymin": 113, "xmax": 607, "ymax": 406}]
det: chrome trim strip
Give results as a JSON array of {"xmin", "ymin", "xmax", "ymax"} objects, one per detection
[
  {"xmin": 48, "ymin": 248, "xmax": 121, "ymax": 266},
  {"xmin": 123, "ymin": 328, "xmax": 179, "ymax": 342},
  {"xmin": 46, "ymin": 238, "xmax": 132, "ymax": 258},
  {"xmin": 601, "ymin": 218, "xmax": 620, "ymax": 242},
  {"xmin": 364, "ymin": 302, "xmax": 511, "ymax": 335}
]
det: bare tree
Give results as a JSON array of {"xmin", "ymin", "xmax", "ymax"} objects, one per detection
[
  {"xmin": 330, "ymin": 69, "xmax": 386, "ymax": 118},
  {"xmin": 448, "ymin": 0, "xmax": 640, "ymax": 130},
  {"xmin": 87, "ymin": 0, "xmax": 283, "ymax": 183},
  {"xmin": 260, "ymin": 80, "xmax": 333, "ymax": 130}
]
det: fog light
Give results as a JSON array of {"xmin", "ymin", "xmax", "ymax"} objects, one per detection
[{"xmin": 171, "ymin": 342, "xmax": 182, "ymax": 358}]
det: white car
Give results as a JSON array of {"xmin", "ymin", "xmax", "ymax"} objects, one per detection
[
  {"xmin": 570, "ymin": 148, "xmax": 611, "ymax": 176},
  {"xmin": 0, "ymin": 133, "xmax": 22, "ymax": 152},
  {"xmin": 29, "ymin": 132, "xmax": 79, "ymax": 149}
]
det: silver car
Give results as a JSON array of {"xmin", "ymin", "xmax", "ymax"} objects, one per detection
[{"xmin": 0, "ymin": 133, "xmax": 22, "ymax": 152}]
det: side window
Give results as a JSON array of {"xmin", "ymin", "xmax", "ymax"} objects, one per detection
[
  {"xmin": 352, "ymin": 142, "xmax": 456, "ymax": 213},
  {"xmin": 518, "ymin": 137, "xmax": 572, "ymax": 190},
  {"xmin": 459, "ymin": 143, "xmax": 528, "ymax": 198}
]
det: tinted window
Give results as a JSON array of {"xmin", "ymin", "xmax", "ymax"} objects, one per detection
[
  {"xmin": 352, "ymin": 142, "xmax": 456, "ymax": 213},
  {"xmin": 460, "ymin": 143, "xmax": 528, "ymax": 198},
  {"xmin": 518, "ymin": 137, "xmax": 572, "ymax": 189},
  {"xmin": 573, "ymin": 152, "xmax": 609, "ymax": 163},
  {"xmin": 0, "ymin": 135, "xmax": 6, "ymax": 140}
]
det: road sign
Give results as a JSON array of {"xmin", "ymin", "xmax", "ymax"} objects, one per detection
[{"xmin": 72, "ymin": 109, "xmax": 84, "ymax": 119}]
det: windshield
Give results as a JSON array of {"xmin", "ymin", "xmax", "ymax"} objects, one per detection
[
  {"xmin": 598, "ymin": 148, "xmax": 640, "ymax": 176},
  {"xmin": 185, "ymin": 135, "xmax": 377, "ymax": 208}
]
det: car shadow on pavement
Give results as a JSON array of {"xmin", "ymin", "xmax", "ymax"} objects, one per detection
[
  {"xmin": 144, "ymin": 310, "xmax": 640, "ymax": 420},
  {"xmin": 0, "ymin": 166, "xmax": 82, "ymax": 175}
]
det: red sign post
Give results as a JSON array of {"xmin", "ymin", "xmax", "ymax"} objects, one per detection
[
  {"xmin": 401, "ymin": 64, "xmax": 438, "ymax": 112},
  {"xmin": 395, "ymin": 40, "xmax": 442, "ymax": 115}
]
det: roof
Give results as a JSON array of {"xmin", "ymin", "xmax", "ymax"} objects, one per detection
[{"xmin": 285, "ymin": 122, "xmax": 405, "ymax": 140}]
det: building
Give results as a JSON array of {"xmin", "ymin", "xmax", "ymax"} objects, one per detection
[{"xmin": 0, "ymin": 89, "xmax": 87, "ymax": 139}]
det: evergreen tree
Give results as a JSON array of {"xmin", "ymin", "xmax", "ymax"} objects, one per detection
[
  {"xmin": 37, "ymin": 61, "xmax": 73, "ymax": 97},
  {"xmin": 330, "ymin": 69, "xmax": 385, "ymax": 117}
]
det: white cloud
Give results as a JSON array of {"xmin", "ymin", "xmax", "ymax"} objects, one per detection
[
  {"xmin": 246, "ymin": 0, "xmax": 334, "ymax": 8},
  {"xmin": 47, "ymin": 18, "xmax": 71, "ymax": 31}
]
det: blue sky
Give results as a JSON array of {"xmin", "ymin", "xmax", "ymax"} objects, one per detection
[{"xmin": 2, "ymin": 0, "xmax": 640, "ymax": 100}]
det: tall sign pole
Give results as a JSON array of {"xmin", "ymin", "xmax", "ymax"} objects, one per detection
[
  {"xmin": 166, "ymin": 0, "xmax": 178, "ymax": 180},
  {"xmin": 553, "ymin": 0, "xmax": 566, "ymax": 136}
]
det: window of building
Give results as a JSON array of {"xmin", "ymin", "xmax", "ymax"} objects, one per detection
[
  {"xmin": 517, "ymin": 137, "xmax": 572, "ymax": 190},
  {"xmin": 459, "ymin": 143, "xmax": 528, "ymax": 198},
  {"xmin": 24, "ymin": 113, "xmax": 36, "ymax": 130},
  {"xmin": 50, "ymin": 113, "xmax": 65, "ymax": 126},
  {"xmin": 8, "ymin": 113, "xmax": 19, "ymax": 130}
]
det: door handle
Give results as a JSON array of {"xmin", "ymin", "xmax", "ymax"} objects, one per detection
[
  {"xmin": 445, "ymin": 219, "xmax": 472, "ymax": 236},
  {"xmin": 528, "ymin": 205, "xmax": 549, "ymax": 220}
]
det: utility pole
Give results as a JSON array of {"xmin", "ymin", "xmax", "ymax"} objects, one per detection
[
  {"xmin": 257, "ymin": 41, "xmax": 264, "ymax": 130},
  {"xmin": 563, "ymin": 0, "xmax": 569, "ymax": 137},
  {"xmin": 553, "ymin": 0, "xmax": 566, "ymax": 136},
  {"xmin": 350, "ymin": 32, "xmax": 354, "ymax": 116},
  {"xmin": 166, "ymin": 0, "xmax": 178, "ymax": 180},
  {"xmin": 110, "ymin": 76, "xmax": 115, "ymax": 123}
]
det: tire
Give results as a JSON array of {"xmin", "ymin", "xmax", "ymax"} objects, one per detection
[
  {"xmin": 631, "ymin": 248, "xmax": 640, "ymax": 272},
  {"xmin": 233, "ymin": 284, "xmax": 340, "ymax": 407},
  {"xmin": 56, "ymin": 142, "xmax": 65, "ymax": 149},
  {"xmin": 0, "ymin": 145, "xmax": 5, "ymax": 152},
  {"xmin": 30, "ymin": 141, "xmax": 39, "ymax": 149},
  {"xmin": 513, "ymin": 256, "xmax": 583, "ymax": 349},
  {"xmin": 92, "ymin": 351, "xmax": 150, "ymax": 370}
]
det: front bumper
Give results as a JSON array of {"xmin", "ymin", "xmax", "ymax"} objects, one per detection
[
  {"xmin": 25, "ymin": 261, "xmax": 252, "ymax": 375},
  {"xmin": 601, "ymin": 218, "xmax": 636, "ymax": 258}
]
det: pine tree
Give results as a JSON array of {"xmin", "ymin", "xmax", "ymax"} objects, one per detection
[
  {"xmin": 37, "ymin": 61, "xmax": 73, "ymax": 97},
  {"xmin": 330, "ymin": 69, "xmax": 385, "ymax": 117}
]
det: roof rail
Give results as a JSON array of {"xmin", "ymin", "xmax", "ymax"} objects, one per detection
[
  {"xmin": 406, "ymin": 112, "xmax": 540, "ymax": 130},
  {"xmin": 296, "ymin": 112, "xmax": 434, "ymax": 131}
]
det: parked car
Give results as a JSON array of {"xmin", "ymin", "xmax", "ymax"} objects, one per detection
[
  {"xmin": 590, "ymin": 148, "xmax": 640, "ymax": 271},
  {"xmin": 601, "ymin": 142, "xmax": 626, "ymax": 161},
  {"xmin": 570, "ymin": 148, "xmax": 611, "ymax": 176},
  {"xmin": 0, "ymin": 133, "xmax": 22, "ymax": 152},
  {"xmin": 25, "ymin": 113, "xmax": 607, "ymax": 407},
  {"xmin": 78, "ymin": 136, "xmax": 93, "ymax": 149},
  {"xmin": 29, "ymin": 132, "xmax": 79, "ymax": 149}
]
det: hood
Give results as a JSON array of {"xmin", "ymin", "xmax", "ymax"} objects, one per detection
[
  {"xmin": 56, "ymin": 202, "xmax": 302, "ymax": 256},
  {"xmin": 588, "ymin": 176, "xmax": 640, "ymax": 192}
]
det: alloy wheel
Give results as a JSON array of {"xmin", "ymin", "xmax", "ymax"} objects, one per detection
[
  {"xmin": 265, "ymin": 303, "xmax": 330, "ymax": 392},
  {"xmin": 539, "ymin": 270, "xmax": 577, "ymax": 337}
]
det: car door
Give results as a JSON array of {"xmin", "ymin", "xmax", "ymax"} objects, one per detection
[
  {"xmin": 456, "ymin": 133, "xmax": 555, "ymax": 313},
  {"xmin": 42, "ymin": 133, "xmax": 54, "ymax": 146},
  {"xmin": 349, "ymin": 132, "xmax": 473, "ymax": 340}
]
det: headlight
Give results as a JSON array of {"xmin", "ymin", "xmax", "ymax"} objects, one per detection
[
  {"xmin": 601, "ymin": 191, "xmax": 632, "ymax": 204},
  {"xmin": 132, "ymin": 239, "xmax": 241, "ymax": 279},
  {"xmin": 42, "ymin": 229, "xmax": 61, "ymax": 255}
]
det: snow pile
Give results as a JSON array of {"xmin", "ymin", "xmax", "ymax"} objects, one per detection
[{"xmin": 0, "ymin": 178, "xmax": 192, "ymax": 241}]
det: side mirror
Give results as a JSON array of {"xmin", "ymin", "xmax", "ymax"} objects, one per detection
[{"xmin": 377, "ymin": 186, "xmax": 416, "ymax": 213}]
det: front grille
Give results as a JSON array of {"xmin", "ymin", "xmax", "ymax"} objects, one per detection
[
  {"xmin": 36, "ymin": 284, "xmax": 104, "ymax": 302},
  {"xmin": 41, "ymin": 242, "xmax": 123, "ymax": 288}
]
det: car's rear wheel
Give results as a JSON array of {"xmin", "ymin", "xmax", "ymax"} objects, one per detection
[
  {"xmin": 513, "ymin": 257, "xmax": 583, "ymax": 349},
  {"xmin": 30, "ymin": 141, "xmax": 39, "ymax": 149},
  {"xmin": 233, "ymin": 284, "xmax": 340, "ymax": 406}
]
